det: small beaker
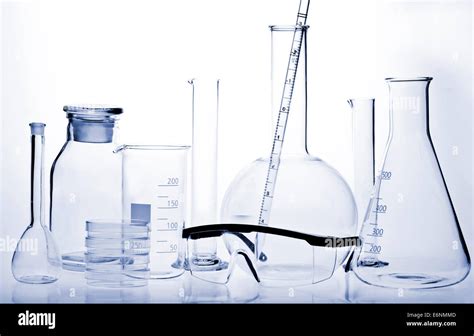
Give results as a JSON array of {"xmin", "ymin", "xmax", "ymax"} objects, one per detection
[{"xmin": 116, "ymin": 145, "xmax": 190, "ymax": 279}]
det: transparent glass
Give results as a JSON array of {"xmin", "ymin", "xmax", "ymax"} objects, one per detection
[
  {"xmin": 12, "ymin": 123, "xmax": 61, "ymax": 284},
  {"xmin": 221, "ymin": 25, "xmax": 357, "ymax": 286},
  {"xmin": 85, "ymin": 219, "xmax": 150, "ymax": 288},
  {"xmin": 50, "ymin": 105, "xmax": 123, "ymax": 272},
  {"xmin": 183, "ymin": 224, "xmax": 360, "ymax": 287},
  {"xmin": 187, "ymin": 78, "xmax": 228, "ymax": 271},
  {"xmin": 352, "ymin": 77, "xmax": 471, "ymax": 289},
  {"xmin": 348, "ymin": 98, "xmax": 375, "ymax": 228},
  {"xmin": 117, "ymin": 145, "xmax": 190, "ymax": 279}
]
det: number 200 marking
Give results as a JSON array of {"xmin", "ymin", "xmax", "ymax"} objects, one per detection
[
  {"xmin": 370, "ymin": 244, "xmax": 382, "ymax": 253},
  {"xmin": 168, "ymin": 178, "xmax": 179, "ymax": 185}
]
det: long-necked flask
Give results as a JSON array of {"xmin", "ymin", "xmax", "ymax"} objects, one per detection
[{"xmin": 221, "ymin": 25, "xmax": 357, "ymax": 286}]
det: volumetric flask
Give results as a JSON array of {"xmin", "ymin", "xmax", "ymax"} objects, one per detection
[
  {"xmin": 221, "ymin": 25, "xmax": 357, "ymax": 286},
  {"xmin": 352, "ymin": 77, "xmax": 470, "ymax": 289},
  {"xmin": 12, "ymin": 123, "xmax": 62, "ymax": 284},
  {"xmin": 50, "ymin": 105, "xmax": 123, "ymax": 272},
  {"xmin": 117, "ymin": 145, "xmax": 190, "ymax": 279}
]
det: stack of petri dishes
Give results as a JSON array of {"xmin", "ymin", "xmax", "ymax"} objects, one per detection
[{"xmin": 85, "ymin": 219, "xmax": 150, "ymax": 288}]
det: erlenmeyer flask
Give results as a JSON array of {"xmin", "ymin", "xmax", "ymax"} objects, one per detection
[
  {"xmin": 353, "ymin": 77, "xmax": 470, "ymax": 289},
  {"xmin": 12, "ymin": 123, "xmax": 62, "ymax": 284},
  {"xmin": 221, "ymin": 25, "xmax": 357, "ymax": 286}
]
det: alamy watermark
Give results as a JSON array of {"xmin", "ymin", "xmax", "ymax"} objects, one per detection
[
  {"xmin": 324, "ymin": 237, "xmax": 361, "ymax": 248},
  {"xmin": 0, "ymin": 235, "xmax": 38, "ymax": 255},
  {"xmin": 18, "ymin": 310, "xmax": 55, "ymax": 330}
]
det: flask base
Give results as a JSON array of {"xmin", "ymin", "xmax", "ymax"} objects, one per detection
[
  {"xmin": 15, "ymin": 275, "xmax": 58, "ymax": 284},
  {"xmin": 354, "ymin": 271, "xmax": 467, "ymax": 289},
  {"xmin": 149, "ymin": 268, "xmax": 185, "ymax": 280},
  {"xmin": 183, "ymin": 254, "xmax": 229, "ymax": 272},
  {"xmin": 62, "ymin": 253, "xmax": 85, "ymax": 272}
]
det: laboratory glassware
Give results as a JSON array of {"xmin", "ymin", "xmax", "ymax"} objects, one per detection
[
  {"xmin": 12, "ymin": 123, "xmax": 62, "ymax": 284},
  {"xmin": 183, "ymin": 224, "xmax": 360, "ymax": 286},
  {"xmin": 187, "ymin": 78, "xmax": 227, "ymax": 271},
  {"xmin": 352, "ymin": 77, "xmax": 470, "ymax": 289},
  {"xmin": 221, "ymin": 24, "xmax": 357, "ymax": 287},
  {"xmin": 117, "ymin": 145, "xmax": 190, "ymax": 279},
  {"xmin": 50, "ymin": 105, "xmax": 123, "ymax": 272},
  {"xmin": 85, "ymin": 219, "xmax": 150, "ymax": 288},
  {"xmin": 256, "ymin": 0, "xmax": 310, "ymax": 229},
  {"xmin": 348, "ymin": 98, "xmax": 375, "ymax": 228}
]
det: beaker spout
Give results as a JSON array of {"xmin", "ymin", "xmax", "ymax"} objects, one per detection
[{"xmin": 113, "ymin": 144, "xmax": 128, "ymax": 154}]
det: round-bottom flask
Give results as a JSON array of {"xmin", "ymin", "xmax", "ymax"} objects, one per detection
[
  {"xmin": 221, "ymin": 155, "xmax": 357, "ymax": 285},
  {"xmin": 221, "ymin": 25, "xmax": 357, "ymax": 286}
]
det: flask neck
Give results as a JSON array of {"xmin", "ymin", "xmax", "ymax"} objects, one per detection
[
  {"xmin": 67, "ymin": 117, "xmax": 119, "ymax": 143},
  {"xmin": 387, "ymin": 78, "xmax": 432, "ymax": 140},
  {"xmin": 270, "ymin": 25, "xmax": 308, "ymax": 156},
  {"xmin": 30, "ymin": 126, "xmax": 45, "ymax": 227}
]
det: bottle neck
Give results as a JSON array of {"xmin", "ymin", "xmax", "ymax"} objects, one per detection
[
  {"xmin": 30, "ymin": 133, "xmax": 45, "ymax": 227},
  {"xmin": 270, "ymin": 26, "xmax": 308, "ymax": 156},
  {"xmin": 67, "ymin": 117, "xmax": 119, "ymax": 143},
  {"xmin": 387, "ymin": 80, "xmax": 431, "ymax": 140}
]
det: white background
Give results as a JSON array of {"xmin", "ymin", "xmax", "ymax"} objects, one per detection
[{"xmin": 1, "ymin": 0, "xmax": 473, "ymax": 292}]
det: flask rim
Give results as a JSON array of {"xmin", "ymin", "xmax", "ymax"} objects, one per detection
[
  {"xmin": 269, "ymin": 25, "xmax": 309, "ymax": 31},
  {"xmin": 63, "ymin": 105, "xmax": 123, "ymax": 117},
  {"xmin": 385, "ymin": 77, "xmax": 433, "ymax": 83}
]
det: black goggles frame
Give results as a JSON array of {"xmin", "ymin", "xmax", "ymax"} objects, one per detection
[{"xmin": 183, "ymin": 223, "xmax": 360, "ymax": 249}]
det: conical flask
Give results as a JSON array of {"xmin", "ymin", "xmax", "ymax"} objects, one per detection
[
  {"xmin": 11, "ymin": 123, "xmax": 62, "ymax": 284},
  {"xmin": 352, "ymin": 77, "xmax": 470, "ymax": 289}
]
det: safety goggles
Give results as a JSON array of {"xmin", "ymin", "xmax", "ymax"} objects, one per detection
[{"xmin": 183, "ymin": 224, "xmax": 360, "ymax": 287}]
